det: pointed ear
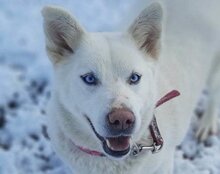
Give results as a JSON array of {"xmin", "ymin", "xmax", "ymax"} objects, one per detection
[
  {"xmin": 42, "ymin": 6, "xmax": 84, "ymax": 63},
  {"xmin": 128, "ymin": 2, "xmax": 163, "ymax": 59}
]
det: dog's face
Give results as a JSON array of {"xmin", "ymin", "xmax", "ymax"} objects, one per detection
[{"xmin": 42, "ymin": 3, "xmax": 162, "ymax": 159}]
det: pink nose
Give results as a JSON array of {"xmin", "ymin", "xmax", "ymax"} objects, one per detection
[{"xmin": 107, "ymin": 108, "xmax": 135, "ymax": 131}]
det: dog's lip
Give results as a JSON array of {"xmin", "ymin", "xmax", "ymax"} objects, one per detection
[
  {"xmin": 85, "ymin": 116, "xmax": 105, "ymax": 142},
  {"xmin": 85, "ymin": 115, "xmax": 131, "ymax": 157}
]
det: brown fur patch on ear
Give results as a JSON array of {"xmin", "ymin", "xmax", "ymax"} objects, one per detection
[
  {"xmin": 128, "ymin": 2, "xmax": 163, "ymax": 59},
  {"xmin": 42, "ymin": 5, "xmax": 85, "ymax": 63},
  {"xmin": 47, "ymin": 21, "xmax": 74, "ymax": 54},
  {"xmin": 140, "ymin": 27, "xmax": 161, "ymax": 58}
]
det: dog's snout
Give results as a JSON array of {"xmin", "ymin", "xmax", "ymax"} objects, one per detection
[{"xmin": 107, "ymin": 108, "xmax": 135, "ymax": 131}]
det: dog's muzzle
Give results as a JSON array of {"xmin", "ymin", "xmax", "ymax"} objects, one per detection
[
  {"xmin": 86, "ymin": 109, "xmax": 134, "ymax": 158},
  {"xmin": 99, "ymin": 108, "xmax": 135, "ymax": 157}
]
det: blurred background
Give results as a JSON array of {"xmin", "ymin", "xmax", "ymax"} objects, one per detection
[{"xmin": 0, "ymin": 0, "xmax": 219, "ymax": 173}]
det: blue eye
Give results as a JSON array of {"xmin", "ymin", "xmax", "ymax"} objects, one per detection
[
  {"xmin": 128, "ymin": 72, "xmax": 142, "ymax": 85},
  {"xmin": 81, "ymin": 73, "xmax": 98, "ymax": 85}
]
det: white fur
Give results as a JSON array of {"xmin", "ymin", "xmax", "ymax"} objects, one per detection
[{"xmin": 42, "ymin": 2, "xmax": 220, "ymax": 174}]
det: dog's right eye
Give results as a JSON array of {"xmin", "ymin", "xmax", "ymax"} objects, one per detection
[{"xmin": 80, "ymin": 73, "xmax": 98, "ymax": 86}]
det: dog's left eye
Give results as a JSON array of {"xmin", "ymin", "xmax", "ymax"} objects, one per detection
[
  {"xmin": 128, "ymin": 72, "xmax": 142, "ymax": 85},
  {"xmin": 80, "ymin": 73, "xmax": 98, "ymax": 85}
]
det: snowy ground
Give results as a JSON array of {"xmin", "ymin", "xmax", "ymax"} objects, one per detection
[{"xmin": 0, "ymin": 0, "xmax": 219, "ymax": 174}]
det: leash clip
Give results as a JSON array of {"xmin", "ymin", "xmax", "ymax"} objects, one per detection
[{"xmin": 131, "ymin": 142, "xmax": 163, "ymax": 157}]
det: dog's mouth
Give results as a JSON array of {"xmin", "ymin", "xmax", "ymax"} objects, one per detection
[
  {"xmin": 103, "ymin": 136, "xmax": 131, "ymax": 157},
  {"xmin": 86, "ymin": 116, "xmax": 131, "ymax": 158}
]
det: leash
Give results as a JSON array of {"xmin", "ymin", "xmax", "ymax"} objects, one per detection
[{"xmin": 78, "ymin": 90, "xmax": 180, "ymax": 157}]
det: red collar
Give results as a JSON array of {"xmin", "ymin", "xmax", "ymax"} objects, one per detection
[
  {"xmin": 77, "ymin": 90, "xmax": 180, "ymax": 157},
  {"xmin": 78, "ymin": 146, "xmax": 105, "ymax": 157}
]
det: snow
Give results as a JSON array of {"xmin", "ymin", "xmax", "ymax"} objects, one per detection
[{"xmin": 0, "ymin": 0, "xmax": 219, "ymax": 173}]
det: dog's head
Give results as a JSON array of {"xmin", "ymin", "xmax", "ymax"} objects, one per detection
[{"xmin": 42, "ymin": 3, "xmax": 163, "ymax": 159}]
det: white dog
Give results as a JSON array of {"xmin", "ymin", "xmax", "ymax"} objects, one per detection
[{"xmin": 42, "ymin": 1, "xmax": 220, "ymax": 174}]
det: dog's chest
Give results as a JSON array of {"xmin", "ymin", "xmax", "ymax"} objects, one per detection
[{"xmin": 69, "ymin": 150, "xmax": 163, "ymax": 174}]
